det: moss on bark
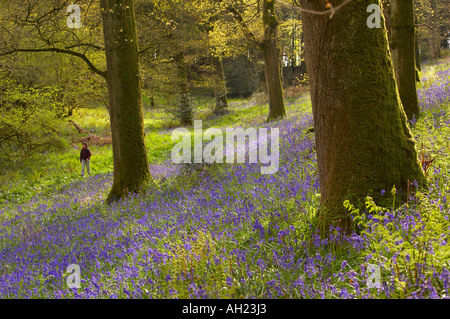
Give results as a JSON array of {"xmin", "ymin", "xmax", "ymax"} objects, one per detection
[
  {"xmin": 300, "ymin": 0, "xmax": 426, "ymax": 234},
  {"xmin": 390, "ymin": 0, "xmax": 420, "ymax": 121},
  {"xmin": 100, "ymin": 0, "xmax": 153, "ymax": 203}
]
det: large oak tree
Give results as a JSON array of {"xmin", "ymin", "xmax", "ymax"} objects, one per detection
[
  {"xmin": 100, "ymin": 0, "xmax": 153, "ymax": 202},
  {"xmin": 298, "ymin": 0, "xmax": 426, "ymax": 232}
]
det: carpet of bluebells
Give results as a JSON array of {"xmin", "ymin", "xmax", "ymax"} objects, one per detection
[{"xmin": 0, "ymin": 60, "xmax": 449, "ymax": 299}]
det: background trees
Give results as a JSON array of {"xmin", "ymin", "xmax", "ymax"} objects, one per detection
[
  {"xmin": 0, "ymin": 0, "xmax": 106, "ymax": 158},
  {"xmin": 383, "ymin": 0, "xmax": 450, "ymax": 122},
  {"xmin": 0, "ymin": 0, "xmax": 446, "ymax": 209},
  {"xmin": 0, "ymin": 70, "xmax": 65, "ymax": 157},
  {"xmin": 0, "ymin": 0, "xmax": 152, "ymax": 201},
  {"xmin": 223, "ymin": 0, "xmax": 286, "ymax": 121},
  {"xmin": 136, "ymin": 0, "xmax": 228, "ymax": 124},
  {"xmin": 0, "ymin": 0, "xmax": 107, "ymax": 116},
  {"xmin": 414, "ymin": 0, "xmax": 450, "ymax": 61}
]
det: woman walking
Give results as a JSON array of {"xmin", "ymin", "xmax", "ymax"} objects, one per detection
[{"xmin": 80, "ymin": 142, "xmax": 91, "ymax": 176}]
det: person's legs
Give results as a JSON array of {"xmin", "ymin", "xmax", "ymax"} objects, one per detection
[
  {"xmin": 86, "ymin": 160, "xmax": 91, "ymax": 175},
  {"xmin": 81, "ymin": 159, "xmax": 86, "ymax": 176}
]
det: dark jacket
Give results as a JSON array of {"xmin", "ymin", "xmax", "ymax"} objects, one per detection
[{"xmin": 80, "ymin": 148, "xmax": 91, "ymax": 161}]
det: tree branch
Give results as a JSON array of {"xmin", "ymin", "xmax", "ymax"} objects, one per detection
[
  {"xmin": 415, "ymin": 23, "xmax": 435, "ymax": 30},
  {"xmin": 0, "ymin": 47, "xmax": 106, "ymax": 78},
  {"xmin": 24, "ymin": 2, "xmax": 71, "ymax": 25},
  {"xmin": 284, "ymin": 0, "xmax": 355, "ymax": 19},
  {"xmin": 226, "ymin": 6, "xmax": 262, "ymax": 47},
  {"xmin": 64, "ymin": 43, "xmax": 105, "ymax": 51},
  {"xmin": 139, "ymin": 45, "xmax": 154, "ymax": 55},
  {"xmin": 68, "ymin": 120, "xmax": 87, "ymax": 134}
]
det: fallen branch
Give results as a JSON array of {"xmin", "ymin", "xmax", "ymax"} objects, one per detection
[{"xmin": 68, "ymin": 120, "xmax": 87, "ymax": 134}]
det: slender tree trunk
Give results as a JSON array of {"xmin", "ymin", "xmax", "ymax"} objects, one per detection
[
  {"xmin": 212, "ymin": 55, "xmax": 228, "ymax": 114},
  {"xmin": 415, "ymin": 15, "xmax": 421, "ymax": 72},
  {"xmin": 430, "ymin": 0, "xmax": 441, "ymax": 60},
  {"xmin": 415, "ymin": 24, "xmax": 421, "ymax": 82},
  {"xmin": 174, "ymin": 51, "xmax": 193, "ymax": 125},
  {"xmin": 290, "ymin": 20, "xmax": 297, "ymax": 68},
  {"xmin": 390, "ymin": 0, "xmax": 420, "ymax": 121},
  {"xmin": 149, "ymin": 96, "xmax": 155, "ymax": 108},
  {"xmin": 100, "ymin": 0, "xmax": 152, "ymax": 203},
  {"xmin": 262, "ymin": 0, "xmax": 285, "ymax": 121},
  {"xmin": 300, "ymin": 0, "xmax": 426, "ymax": 233}
]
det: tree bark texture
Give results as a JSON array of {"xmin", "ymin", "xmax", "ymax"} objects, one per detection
[
  {"xmin": 100, "ymin": 0, "xmax": 152, "ymax": 203},
  {"xmin": 390, "ymin": 0, "xmax": 420, "ymax": 121},
  {"xmin": 300, "ymin": 0, "xmax": 426, "ymax": 232},
  {"xmin": 263, "ymin": 0, "xmax": 286, "ymax": 121}
]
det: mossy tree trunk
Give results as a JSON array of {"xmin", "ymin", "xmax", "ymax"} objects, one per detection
[
  {"xmin": 390, "ymin": 0, "xmax": 420, "ymax": 121},
  {"xmin": 212, "ymin": 55, "xmax": 228, "ymax": 114},
  {"xmin": 174, "ymin": 51, "xmax": 193, "ymax": 126},
  {"xmin": 100, "ymin": 0, "xmax": 152, "ymax": 203},
  {"xmin": 262, "ymin": 0, "xmax": 285, "ymax": 121},
  {"xmin": 300, "ymin": 0, "xmax": 426, "ymax": 233}
]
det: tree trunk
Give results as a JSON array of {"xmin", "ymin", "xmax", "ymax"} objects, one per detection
[
  {"xmin": 430, "ymin": 0, "xmax": 441, "ymax": 60},
  {"xmin": 174, "ymin": 51, "xmax": 193, "ymax": 126},
  {"xmin": 212, "ymin": 55, "xmax": 228, "ymax": 114},
  {"xmin": 390, "ymin": 0, "xmax": 420, "ymax": 121},
  {"xmin": 262, "ymin": 0, "xmax": 285, "ymax": 121},
  {"xmin": 415, "ymin": 15, "xmax": 421, "ymax": 72},
  {"xmin": 415, "ymin": 26, "xmax": 421, "ymax": 82},
  {"xmin": 300, "ymin": 0, "xmax": 426, "ymax": 233},
  {"xmin": 149, "ymin": 96, "xmax": 155, "ymax": 108},
  {"xmin": 100, "ymin": 0, "xmax": 152, "ymax": 203}
]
